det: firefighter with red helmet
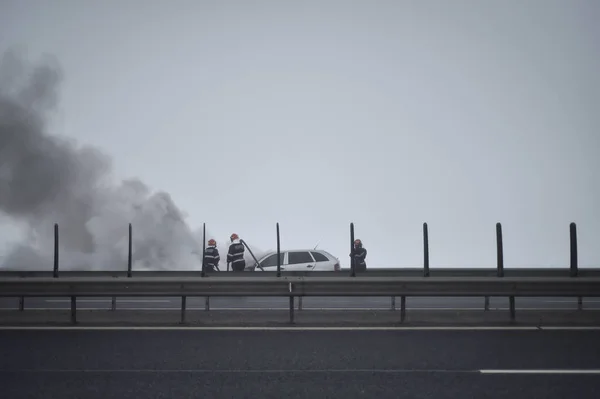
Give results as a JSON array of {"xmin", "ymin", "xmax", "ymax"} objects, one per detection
[
  {"xmin": 227, "ymin": 233, "xmax": 246, "ymax": 272},
  {"xmin": 204, "ymin": 239, "xmax": 221, "ymax": 272},
  {"xmin": 350, "ymin": 239, "xmax": 367, "ymax": 272}
]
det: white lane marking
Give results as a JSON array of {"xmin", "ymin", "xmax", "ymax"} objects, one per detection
[
  {"xmin": 480, "ymin": 369, "xmax": 600, "ymax": 374},
  {"xmin": 0, "ymin": 368, "xmax": 477, "ymax": 373},
  {"xmin": 45, "ymin": 300, "xmax": 170, "ymax": 303},
  {"xmin": 537, "ymin": 326, "xmax": 600, "ymax": 330},
  {"xmin": 0, "ymin": 326, "xmax": 542, "ymax": 331}
]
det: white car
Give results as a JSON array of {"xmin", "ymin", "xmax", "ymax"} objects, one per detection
[{"xmin": 248, "ymin": 249, "xmax": 341, "ymax": 272}]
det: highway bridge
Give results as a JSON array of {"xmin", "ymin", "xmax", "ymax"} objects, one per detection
[
  {"xmin": 1, "ymin": 269, "xmax": 599, "ymax": 397},
  {"xmin": 1, "ymin": 327, "xmax": 599, "ymax": 398}
]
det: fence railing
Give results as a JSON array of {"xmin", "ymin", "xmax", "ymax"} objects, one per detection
[
  {"xmin": 1, "ymin": 268, "xmax": 599, "ymax": 278},
  {"xmin": 0, "ymin": 221, "xmax": 591, "ymax": 277},
  {"xmin": 1, "ymin": 221, "xmax": 597, "ymax": 326},
  {"xmin": 1, "ymin": 276, "xmax": 600, "ymax": 324}
]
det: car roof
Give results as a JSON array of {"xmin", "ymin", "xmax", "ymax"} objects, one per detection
[
  {"xmin": 289, "ymin": 249, "xmax": 327, "ymax": 252},
  {"xmin": 258, "ymin": 249, "xmax": 337, "ymax": 259},
  {"xmin": 264, "ymin": 249, "xmax": 329, "ymax": 254}
]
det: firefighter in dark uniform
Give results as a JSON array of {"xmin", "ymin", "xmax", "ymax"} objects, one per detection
[
  {"xmin": 227, "ymin": 233, "xmax": 246, "ymax": 272},
  {"xmin": 203, "ymin": 239, "xmax": 220, "ymax": 272},
  {"xmin": 350, "ymin": 239, "xmax": 367, "ymax": 272}
]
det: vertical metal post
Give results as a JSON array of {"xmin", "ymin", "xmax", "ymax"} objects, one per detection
[
  {"xmin": 19, "ymin": 297, "xmax": 24, "ymax": 311},
  {"xmin": 181, "ymin": 296, "xmax": 187, "ymax": 324},
  {"xmin": 496, "ymin": 223, "xmax": 504, "ymax": 277},
  {"xmin": 484, "ymin": 296, "xmax": 490, "ymax": 311},
  {"xmin": 391, "ymin": 296, "xmax": 396, "ymax": 311},
  {"xmin": 400, "ymin": 296, "xmax": 406, "ymax": 323},
  {"xmin": 111, "ymin": 296, "xmax": 116, "ymax": 311},
  {"xmin": 205, "ymin": 296, "xmax": 210, "ymax": 311},
  {"xmin": 570, "ymin": 222, "xmax": 578, "ymax": 277},
  {"xmin": 509, "ymin": 296, "xmax": 516, "ymax": 322},
  {"xmin": 70, "ymin": 296, "xmax": 77, "ymax": 324},
  {"xmin": 423, "ymin": 222, "xmax": 430, "ymax": 277},
  {"xmin": 127, "ymin": 223, "xmax": 133, "ymax": 278},
  {"xmin": 350, "ymin": 222, "xmax": 356, "ymax": 277},
  {"xmin": 201, "ymin": 223, "xmax": 206, "ymax": 277},
  {"xmin": 289, "ymin": 282, "xmax": 295, "ymax": 324},
  {"xmin": 497, "ymin": 223, "xmax": 513, "ymax": 319},
  {"xmin": 570, "ymin": 223, "xmax": 582, "ymax": 307},
  {"xmin": 53, "ymin": 223, "xmax": 59, "ymax": 278},
  {"xmin": 298, "ymin": 296, "xmax": 303, "ymax": 311},
  {"xmin": 276, "ymin": 223, "xmax": 281, "ymax": 277}
]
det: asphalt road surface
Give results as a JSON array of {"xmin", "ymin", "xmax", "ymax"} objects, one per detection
[
  {"xmin": 0, "ymin": 296, "xmax": 597, "ymax": 311},
  {"xmin": 0, "ymin": 328, "xmax": 599, "ymax": 398}
]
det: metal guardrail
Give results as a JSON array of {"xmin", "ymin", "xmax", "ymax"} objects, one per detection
[
  {"xmin": 1, "ymin": 276, "xmax": 599, "ymax": 324},
  {"xmin": 1, "ymin": 221, "xmax": 596, "ymax": 325},
  {"xmin": 1, "ymin": 268, "xmax": 599, "ymax": 278}
]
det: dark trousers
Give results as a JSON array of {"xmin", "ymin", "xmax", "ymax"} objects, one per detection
[
  {"xmin": 232, "ymin": 260, "xmax": 246, "ymax": 272},
  {"xmin": 204, "ymin": 264, "xmax": 217, "ymax": 272},
  {"xmin": 353, "ymin": 262, "xmax": 367, "ymax": 273}
]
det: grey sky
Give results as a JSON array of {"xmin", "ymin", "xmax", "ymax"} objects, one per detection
[{"xmin": 1, "ymin": 0, "xmax": 599, "ymax": 269}]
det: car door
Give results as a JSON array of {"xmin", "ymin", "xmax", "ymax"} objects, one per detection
[{"xmin": 284, "ymin": 251, "xmax": 316, "ymax": 271}]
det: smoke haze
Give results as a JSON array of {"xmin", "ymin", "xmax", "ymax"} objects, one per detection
[
  {"xmin": 0, "ymin": 49, "xmax": 263, "ymax": 271},
  {"xmin": 2, "ymin": 1, "xmax": 599, "ymax": 269}
]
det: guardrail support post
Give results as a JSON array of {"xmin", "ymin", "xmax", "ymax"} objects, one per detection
[
  {"xmin": 350, "ymin": 222, "xmax": 356, "ymax": 277},
  {"xmin": 19, "ymin": 297, "xmax": 24, "ymax": 311},
  {"xmin": 298, "ymin": 297, "xmax": 303, "ymax": 311},
  {"xmin": 423, "ymin": 222, "xmax": 430, "ymax": 277},
  {"xmin": 289, "ymin": 283, "xmax": 295, "ymax": 324},
  {"xmin": 509, "ymin": 296, "xmax": 516, "ymax": 322},
  {"xmin": 391, "ymin": 296, "xmax": 396, "ymax": 311},
  {"xmin": 127, "ymin": 223, "xmax": 133, "ymax": 278},
  {"xmin": 181, "ymin": 296, "xmax": 187, "ymax": 324},
  {"xmin": 578, "ymin": 297, "xmax": 583, "ymax": 311},
  {"xmin": 70, "ymin": 296, "xmax": 77, "ymax": 324},
  {"xmin": 484, "ymin": 296, "xmax": 490, "ymax": 311},
  {"xmin": 400, "ymin": 296, "xmax": 406, "ymax": 322},
  {"xmin": 111, "ymin": 296, "xmax": 116, "ymax": 311},
  {"xmin": 205, "ymin": 296, "xmax": 210, "ymax": 311},
  {"xmin": 53, "ymin": 223, "xmax": 59, "ymax": 278}
]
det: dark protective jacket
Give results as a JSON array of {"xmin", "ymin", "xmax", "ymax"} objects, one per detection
[
  {"xmin": 227, "ymin": 240, "xmax": 245, "ymax": 267},
  {"xmin": 351, "ymin": 247, "xmax": 367, "ymax": 271},
  {"xmin": 204, "ymin": 246, "xmax": 220, "ymax": 271}
]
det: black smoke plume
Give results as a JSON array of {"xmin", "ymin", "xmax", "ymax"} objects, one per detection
[{"xmin": 0, "ymin": 49, "xmax": 263, "ymax": 270}]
